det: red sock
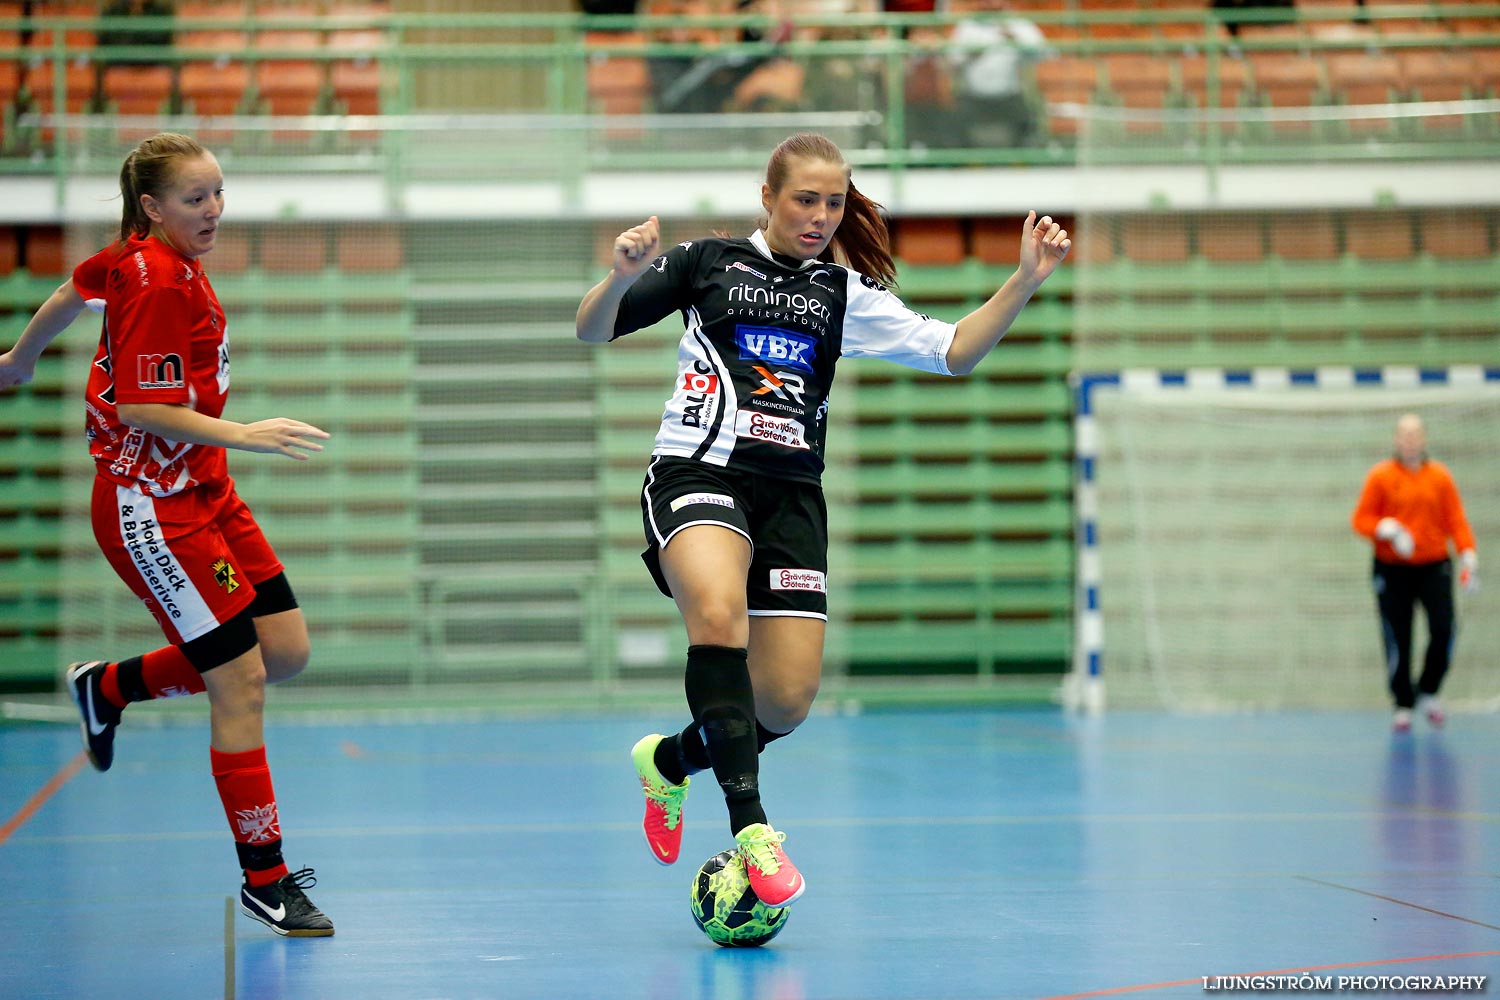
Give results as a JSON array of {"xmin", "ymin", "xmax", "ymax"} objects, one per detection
[
  {"xmin": 100, "ymin": 647, "xmax": 206, "ymax": 707},
  {"xmin": 140, "ymin": 646, "xmax": 206, "ymax": 699},
  {"xmin": 211, "ymin": 745, "xmax": 289, "ymax": 887},
  {"xmin": 99, "ymin": 664, "xmax": 128, "ymax": 708}
]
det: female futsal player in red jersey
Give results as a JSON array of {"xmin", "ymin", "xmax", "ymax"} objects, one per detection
[{"xmin": 0, "ymin": 133, "xmax": 334, "ymax": 936}]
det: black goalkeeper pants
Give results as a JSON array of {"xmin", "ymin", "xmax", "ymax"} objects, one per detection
[{"xmin": 1372, "ymin": 558, "xmax": 1456, "ymax": 710}]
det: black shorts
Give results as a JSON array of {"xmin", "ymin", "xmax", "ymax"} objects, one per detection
[{"xmin": 640, "ymin": 456, "xmax": 829, "ymax": 618}]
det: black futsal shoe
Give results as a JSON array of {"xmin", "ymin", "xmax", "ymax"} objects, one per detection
[
  {"xmin": 65, "ymin": 660, "xmax": 121, "ymax": 772},
  {"xmin": 240, "ymin": 868, "xmax": 336, "ymax": 937}
]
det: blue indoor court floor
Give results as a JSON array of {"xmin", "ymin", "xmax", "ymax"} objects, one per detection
[{"xmin": 1, "ymin": 705, "xmax": 1497, "ymax": 1000}]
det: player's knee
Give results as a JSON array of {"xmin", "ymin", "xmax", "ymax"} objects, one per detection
[
  {"xmin": 184, "ymin": 611, "xmax": 266, "ymax": 714},
  {"xmin": 261, "ymin": 635, "xmax": 310, "ymax": 684},
  {"xmin": 206, "ymin": 653, "xmax": 267, "ymax": 717},
  {"xmin": 683, "ymin": 603, "xmax": 749, "ymax": 647},
  {"xmin": 759, "ymin": 676, "xmax": 820, "ymax": 732}
]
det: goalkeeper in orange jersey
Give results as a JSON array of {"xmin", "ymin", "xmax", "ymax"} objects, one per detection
[{"xmin": 1351, "ymin": 413, "xmax": 1478, "ymax": 732}]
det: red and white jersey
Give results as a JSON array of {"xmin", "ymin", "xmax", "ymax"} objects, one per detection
[{"xmin": 72, "ymin": 235, "xmax": 231, "ymax": 496}]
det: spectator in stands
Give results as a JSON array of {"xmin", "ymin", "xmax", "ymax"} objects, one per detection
[
  {"xmin": 1211, "ymin": 0, "xmax": 1295, "ymax": 37},
  {"xmin": 0, "ymin": 132, "xmax": 335, "ymax": 938},
  {"xmin": 944, "ymin": 0, "xmax": 1049, "ymax": 148},
  {"xmin": 1351, "ymin": 413, "xmax": 1479, "ymax": 733},
  {"xmin": 648, "ymin": 0, "xmax": 795, "ymax": 113},
  {"xmin": 576, "ymin": 132, "xmax": 1069, "ymax": 908},
  {"xmin": 97, "ymin": 0, "xmax": 176, "ymax": 61},
  {"xmin": 579, "ymin": 0, "xmax": 640, "ymax": 13}
]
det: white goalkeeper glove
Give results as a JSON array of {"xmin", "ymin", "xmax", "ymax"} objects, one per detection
[
  {"xmin": 1376, "ymin": 517, "xmax": 1415, "ymax": 559},
  {"xmin": 1459, "ymin": 549, "xmax": 1479, "ymax": 593}
]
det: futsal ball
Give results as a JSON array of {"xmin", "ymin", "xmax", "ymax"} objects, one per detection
[{"xmin": 689, "ymin": 849, "xmax": 790, "ymax": 948}]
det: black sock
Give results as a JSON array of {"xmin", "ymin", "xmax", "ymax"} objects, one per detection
[
  {"xmin": 113, "ymin": 656, "xmax": 150, "ymax": 704},
  {"xmin": 653, "ymin": 724, "xmax": 710, "ymax": 786},
  {"xmin": 756, "ymin": 720, "xmax": 791, "ymax": 754},
  {"xmin": 235, "ymin": 838, "xmax": 285, "ymax": 879},
  {"xmin": 684, "ymin": 644, "xmax": 766, "ymax": 834}
]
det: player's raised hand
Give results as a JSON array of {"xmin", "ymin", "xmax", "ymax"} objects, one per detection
[
  {"xmin": 613, "ymin": 216, "xmax": 662, "ymax": 278},
  {"xmin": 241, "ymin": 418, "xmax": 331, "ymax": 461},
  {"xmin": 0, "ymin": 349, "xmax": 36, "ymax": 390},
  {"xmin": 1018, "ymin": 211, "xmax": 1071, "ymax": 286}
]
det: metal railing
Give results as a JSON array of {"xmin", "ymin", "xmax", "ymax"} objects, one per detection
[{"xmin": 2, "ymin": 5, "xmax": 1496, "ymax": 189}]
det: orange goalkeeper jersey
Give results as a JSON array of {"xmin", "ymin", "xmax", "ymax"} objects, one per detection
[{"xmin": 1351, "ymin": 458, "xmax": 1476, "ymax": 564}]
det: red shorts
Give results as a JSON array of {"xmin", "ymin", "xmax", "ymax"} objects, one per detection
[{"xmin": 91, "ymin": 476, "xmax": 283, "ymax": 644}]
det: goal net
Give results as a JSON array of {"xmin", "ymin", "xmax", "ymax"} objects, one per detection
[{"xmin": 1070, "ymin": 367, "xmax": 1500, "ymax": 713}]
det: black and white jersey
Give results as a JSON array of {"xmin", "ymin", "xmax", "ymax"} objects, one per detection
[{"xmin": 613, "ymin": 230, "xmax": 957, "ymax": 484}]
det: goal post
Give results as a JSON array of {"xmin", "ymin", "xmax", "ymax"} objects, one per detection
[{"xmin": 1066, "ymin": 364, "xmax": 1500, "ymax": 714}]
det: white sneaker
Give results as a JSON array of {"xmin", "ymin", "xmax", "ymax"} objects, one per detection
[
  {"xmin": 1391, "ymin": 708, "xmax": 1413, "ymax": 733},
  {"xmin": 1417, "ymin": 696, "xmax": 1445, "ymax": 728}
]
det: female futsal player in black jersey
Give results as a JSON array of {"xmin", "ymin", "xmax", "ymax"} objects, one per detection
[{"xmin": 576, "ymin": 132, "xmax": 1070, "ymax": 907}]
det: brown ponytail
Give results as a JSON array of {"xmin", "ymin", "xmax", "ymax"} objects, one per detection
[
  {"xmin": 118, "ymin": 132, "xmax": 208, "ymax": 243},
  {"xmin": 761, "ymin": 132, "xmax": 898, "ymax": 288}
]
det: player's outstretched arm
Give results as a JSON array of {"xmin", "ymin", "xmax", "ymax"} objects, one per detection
[
  {"xmin": 577, "ymin": 215, "xmax": 661, "ymax": 343},
  {"xmin": 0, "ymin": 280, "xmax": 88, "ymax": 390},
  {"xmin": 116, "ymin": 403, "xmax": 330, "ymax": 461},
  {"xmin": 945, "ymin": 212, "xmax": 1070, "ymax": 375}
]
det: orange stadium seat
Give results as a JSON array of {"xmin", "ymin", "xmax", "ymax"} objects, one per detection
[
  {"xmin": 1033, "ymin": 56, "xmax": 1102, "ymax": 136},
  {"xmin": 1398, "ymin": 49, "xmax": 1479, "ymax": 132},
  {"xmin": 21, "ymin": 61, "xmax": 95, "ymax": 142},
  {"xmin": 175, "ymin": 0, "xmax": 248, "ymax": 14},
  {"xmin": 1399, "ymin": 48, "xmax": 1477, "ymax": 101},
  {"xmin": 177, "ymin": 28, "xmax": 253, "ymax": 118},
  {"xmin": 1158, "ymin": 19, "xmax": 1231, "ymax": 48},
  {"xmin": 1362, "ymin": 0, "xmax": 1440, "ymax": 34},
  {"xmin": 326, "ymin": 6, "xmax": 386, "ymax": 134},
  {"xmin": 1325, "ymin": 50, "xmax": 1404, "ymax": 105},
  {"xmin": 330, "ymin": 60, "xmax": 382, "ymax": 117},
  {"xmin": 24, "ymin": 226, "xmax": 67, "ymax": 276},
  {"xmin": 1103, "ymin": 54, "xmax": 1175, "ymax": 133},
  {"xmin": 179, "ymin": 59, "xmax": 252, "ymax": 116},
  {"xmin": 1121, "ymin": 216, "xmax": 1190, "ymax": 263},
  {"xmin": 1248, "ymin": 51, "xmax": 1325, "ymax": 106},
  {"xmin": 101, "ymin": 64, "xmax": 175, "ymax": 115},
  {"xmin": 326, "ymin": 0, "xmax": 388, "ymax": 65},
  {"xmin": 0, "ymin": 60, "xmax": 19, "ymax": 127},
  {"xmin": 24, "ymin": 2, "xmax": 97, "ymax": 56},
  {"xmin": 895, "ymin": 218, "xmax": 965, "ymax": 266},
  {"xmin": 1268, "ymin": 211, "xmax": 1339, "ymax": 260},
  {"xmin": 252, "ymin": 0, "xmax": 319, "ymax": 24},
  {"xmin": 1197, "ymin": 214, "xmax": 1266, "ymax": 262},
  {"xmin": 0, "ymin": 226, "xmax": 18, "ymax": 275},
  {"xmin": 0, "ymin": 1, "xmax": 21, "ymax": 50},
  {"xmin": 1072, "ymin": 217, "xmax": 1116, "ymax": 265},
  {"xmin": 252, "ymin": 28, "xmax": 324, "ymax": 117},
  {"xmin": 1179, "ymin": 53, "xmax": 1251, "ymax": 110},
  {"xmin": 205, "ymin": 225, "xmax": 253, "ymax": 274},
  {"xmin": 1344, "ymin": 212, "xmax": 1415, "ymax": 260},
  {"xmin": 1418, "ymin": 209, "xmax": 1492, "ymax": 260},
  {"xmin": 1247, "ymin": 51, "xmax": 1326, "ymax": 134},
  {"xmin": 101, "ymin": 64, "xmax": 175, "ymax": 144},
  {"xmin": 971, "ymin": 217, "xmax": 1020, "ymax": 267},
  {"xmin": 1326, "ymin": 50, "xmax": 1404, "ymax": 134},
  {"xmin": 258, "ymin": 223, "xmax": 328, "ymax": 275},
  {"xmin": 335, "ymin": 223, "xmax": 403, "ymax": 273}
]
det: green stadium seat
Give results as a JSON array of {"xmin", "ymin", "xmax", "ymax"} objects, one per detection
[
  {"xmin": 853, "ymin": 418, "xmax": 1070, "ymax": 461},
  {"xmin": 854, "ymin": 458, "xmax": 1071, "ymax": 499}
]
